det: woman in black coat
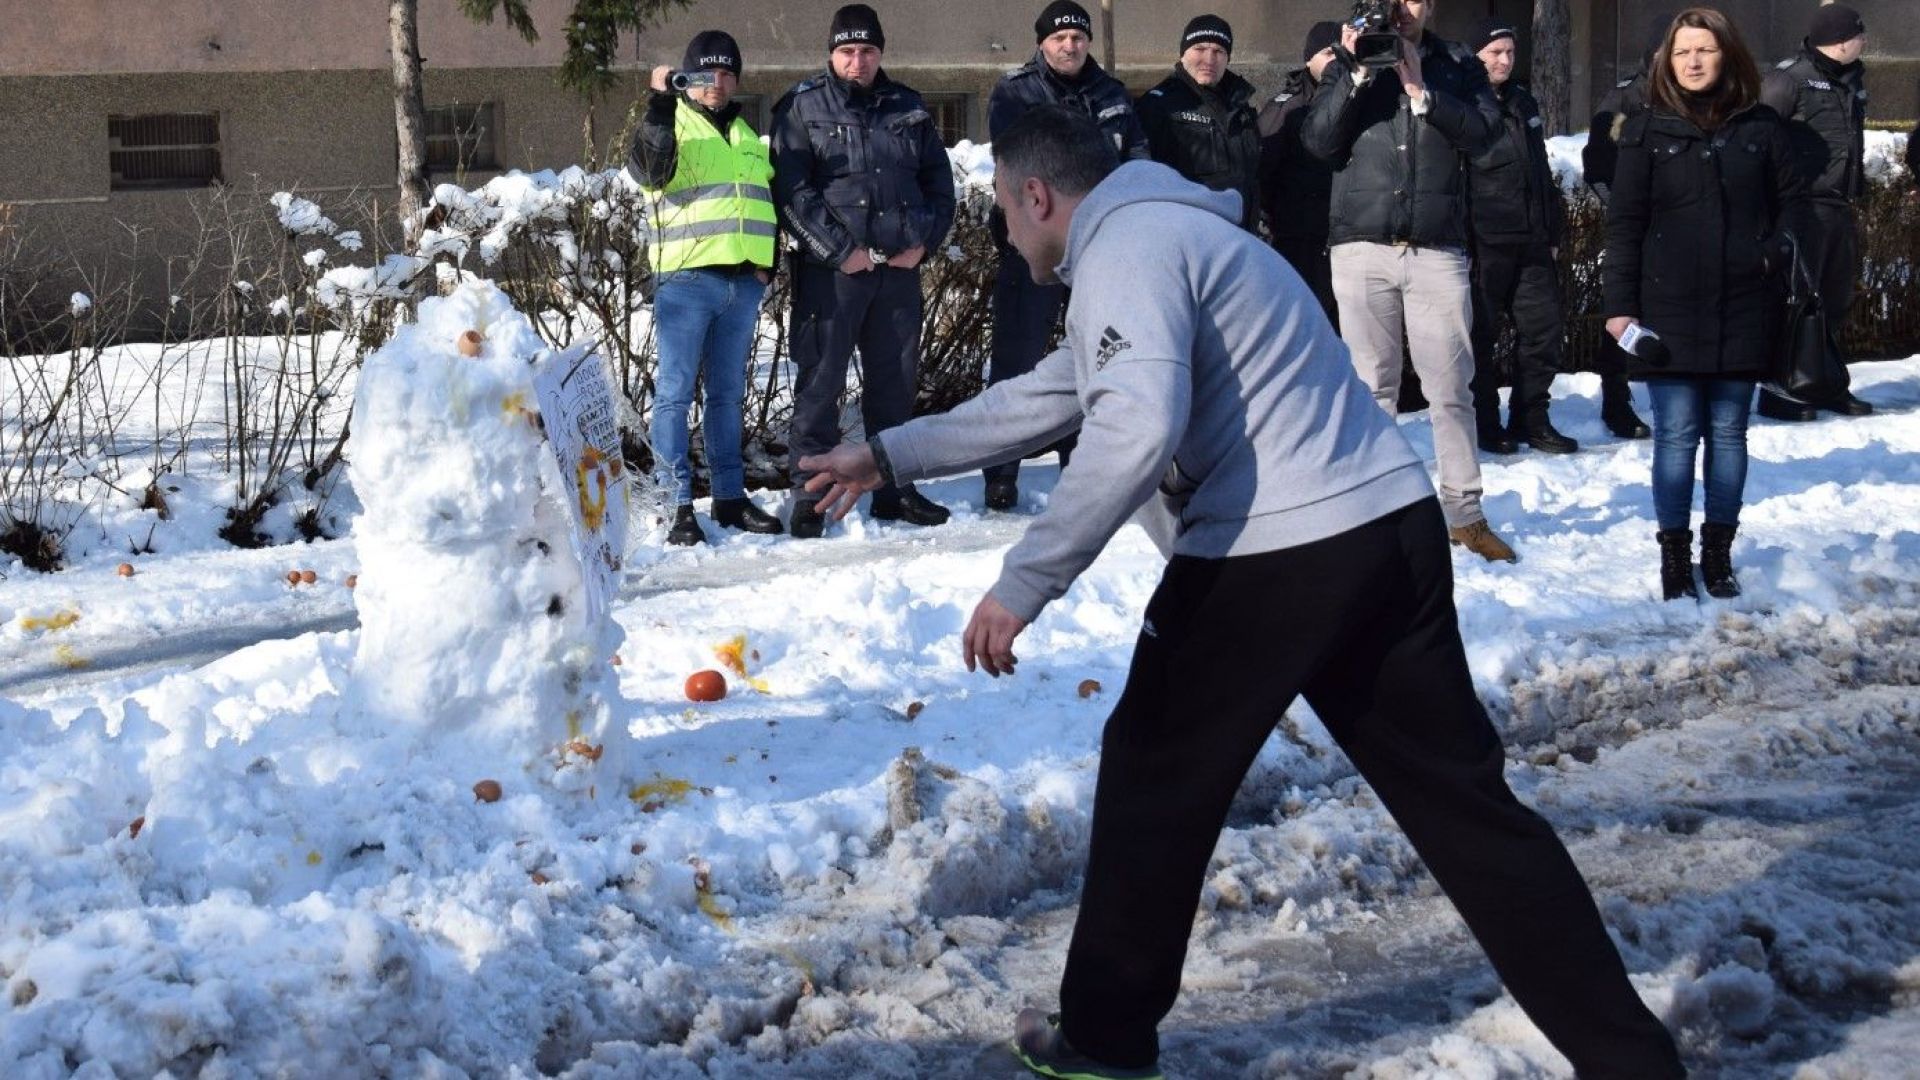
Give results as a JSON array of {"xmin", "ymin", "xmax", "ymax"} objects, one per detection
[{"xmin": 1602, "ymin": 6, "xmax": 1804, "ymax": 601}]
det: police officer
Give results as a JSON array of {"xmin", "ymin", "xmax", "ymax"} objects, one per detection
[
  {"xmin": 770, "ymin": 4, "xmax": 957, "ymax": 537},
  {"xmin": 1137, "ymin": 15, "xmax": 1261, "ymax": 232},
  {"xmin": 1760, "ymin": 2, "xmax": 1876, "ymax": 419},
  {"xmin": 1463, "ymin": 17, "xmax": 1578, "ymax": 455},
  {"xmin": 629, "ymin": 30, "xmax": 784, "ymax": 546},
  {"xmin": 979, "ymin": 0, "xmax": 1148, "ymax": 513},
  {"xmin": 1258, "ymin": 21, "xmax": 1343, "ymax": 328}
]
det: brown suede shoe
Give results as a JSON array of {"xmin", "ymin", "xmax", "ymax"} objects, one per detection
[{"xmin": 1448, "ymin": 519, "xmax": 1518, "ymax": 563}]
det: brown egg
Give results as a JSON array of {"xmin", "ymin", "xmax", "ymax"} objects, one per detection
[
  {"xmin": 286, "ymin": 570, "xmax": 302, "ymax": 585},
  {"xmin": 1077, "ymin": 679, "xmax": 1102, "ymax": 699},
  {"xmin": 610, "ymin": 654, "xmax": 623, "ymax": 667},
  {"xmin": 299, "ymin": 569, "xmax": 317, "ymax": 584},
  {"xmin": 905, "ymin": 701, "xmax": 925, "ymax": 720},
  {"xmin": 345, "ymin": 574, "xmax": 358, "ymax": 589},
  {"xmin": 473, "ymin": 779, "xmax": 503, "ymax": 803},
  {"xmin": 456, "ymin": 329, "xmax": 484, "ymax": 357},
  {"xmin": 529, "ymin": 871, "xmax": 549, "ymax": 885},
  {"xmin": 685, "ymin": 669, "xmax": 727, "ymax": 702},
  {"xmin": 127, "ymin": 816, "xmax": 146, "ymax": 838},
  {"xmin": 116, "ymin": 563, "xmax": 135, "ymax": 577}
]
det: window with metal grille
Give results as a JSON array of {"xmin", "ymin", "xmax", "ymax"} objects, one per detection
[
  {"xmin": 109, "ymin": 113, "xmax": 222, "ymax": 190},
  {"xmin": 923, "ymin": 93, "xmax": 971, "ymax": 146},
  {"xmin": 425, "ymin": 102, "xmax": 500, "ymax": 174}
]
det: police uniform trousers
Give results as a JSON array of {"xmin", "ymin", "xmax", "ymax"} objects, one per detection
[
  {"xmin": 985, "ymin": 246, "xmax": 1074, "ymax": 483},
  {"xmin": 787, "ymin": 261, "xmax": 923, "ymax": 488}
]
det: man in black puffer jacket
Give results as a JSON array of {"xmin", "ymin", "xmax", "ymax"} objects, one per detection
[
  {"xmin": 1258, "ymin": 21, "xmax": 1343, "ymax": 327},
  {"xmin": 1302, "ymin": 0, "xmax": 1517, "ymax": 564},
  {"xmin": 979, "ymin": 0, "xmax": 1149, "ymax": 512},
  {"xmin": 1137, "ymin": 15, "xmax": 1261, "ymax": 232},
  {"xmin": 1759, "ymin": 2, "xmax": 1875, "ymax": 419},
  {"xmin": 1462, "ymin": 17, "xmax": 1577, "ymax": 456},
  {"xmin": 770, "ymin": 4, "xmax": 957, "ymax": 537}
]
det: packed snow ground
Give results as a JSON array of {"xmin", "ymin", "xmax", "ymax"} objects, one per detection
[{"xmin": 4, "ymin": 346, "xmax": 1920, "ymax": 1075}]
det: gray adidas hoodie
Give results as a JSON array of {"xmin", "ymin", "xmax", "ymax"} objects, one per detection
[{"xmin": 876, "ymin": 160, "xmax": 1433, "ymax": 622}]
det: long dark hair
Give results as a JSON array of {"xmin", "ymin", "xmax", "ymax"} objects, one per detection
[{"xmin": 1647, "ymin": 7, "xmax": 1761, "ymax": 131}]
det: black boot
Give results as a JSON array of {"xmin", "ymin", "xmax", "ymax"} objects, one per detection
[
  {"xmin": 1601, "ymin": 376, "xmax": 1651, "ymax": 438},
  {"xmin": 789, "ymin": 498, "xmax": 826, "ymax": 540},
  {"xmin": 1520, "ymin": 412, "xmax": 1579, "ymax": 454},
  {"xmin": 1757, "ymin": 388, "xmax": 1818, "ymax": 422},
  {"xmin": 1699, "ymin": 521, "xmax": 1741, "ymax": 599},
  {"xmin": 1657, "ymin": 528, "xmax": 1697, "ymax": 601},
  {"xmin": 870, "ymin": 486, "xmax": 950, "ymax": 527},
  {"xmin": 712, "ymin": 497, "xmax": 784, "ymax": 535},
  {"xmin": 1477, "ymin": 420, "xmax": 1520, "ymax": 455},
  {"xmin": 1820, "ymin": 390, "xmax": 1874, "ymax": 417},
  {"xmin": 666, "ymin": 505, "xmax": 707, "ymax": 547},
  {"xmin": 984, "ymin": 476, "xmax": 1019, "ymax": 512}
]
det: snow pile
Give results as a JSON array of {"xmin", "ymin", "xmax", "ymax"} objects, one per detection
[{"xmin": 347, "ymin": 280, "xmax": 632, "ymax": 794}]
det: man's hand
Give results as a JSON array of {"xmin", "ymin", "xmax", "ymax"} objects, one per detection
[
  {"xmin": 1396, "ymin": 42, "xmax": 1425, "ymax": 102},
  {"xmin": 886, "ymin": 246, "xmax": 926, "ymax": 269},
  {"xmin": 649, "ymin": 65, "xmax": 673, "ymax": 93},
  {"xmin": 1339, "ymin": 23, "xmax": 1370, "ymax": 82},
  {"xmin": 839, "ymin": 249, "xmax": 876, "ymax": 274},
  {"xmin": 1605, "ymin": 316, "xmax": 1637, "ymax": 341},
  {"xmin": 962, "ymin": 595, "xmax": 1029, "ymax": 678},
  {"xmin": 798, "ymin": 443, "xmax": 884, "ymax": 520}
]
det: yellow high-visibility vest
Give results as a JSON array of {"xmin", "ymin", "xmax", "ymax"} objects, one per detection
[{"xmin": 645, "ymin": 99, "xmax": 777, "ymax": 272}]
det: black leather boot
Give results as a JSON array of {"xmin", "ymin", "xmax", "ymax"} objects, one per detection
[
  {"xmin": 984, "ymin": 477, "xmax": 1019, "ymax": 512},
  {"xmin": 1820, "ymin": 391, "xmax": 1874, "ymax": 417},
  {"xmin": 666, "ymin": 505, "xmax": 707, "ymax": 547},
  {"xmin": 789, "ymin": 498, "xmax": 826, "ymax": 540},
  {"xmin": 1520, "ymin": 412, "xmax": 1578, "ymax": 454},
  {"xmin": 1477, "ymin": 421, "xmax": 1520, "ymax": 455},
  {"xmin": 870, "ymin": 486, "xmax": 950, "ymax": 527},
  {"xmin": 1657, "ymin": 528, "xmax": 1697, "ymax": 601},
  {"xmin": 1699, "ymin": 521, "xmax": 1740, "ymax": 599},
  {"xmin": 1601, "ymin": 375, "xmax": 1651, "ymax": 438},
  {"xmin": 1757, "ymin": 388, "xmax": 1818, "ymax": 422},
  {"xmin": 712, "ymin": 497, "xmax": 783, "ymax": 535}
]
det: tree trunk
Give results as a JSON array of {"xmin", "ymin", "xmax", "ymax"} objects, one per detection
[
  {"xmin": 1531, "ymin": 0, "xmax": 1572, "ymax": 135},
  {"xmin": 390, "ymin": 0, "xmax": 430, "ymax": 236},
  {"xmin": 1100, "ymin": 0, "xmax": 1116, "ymax": 76}
]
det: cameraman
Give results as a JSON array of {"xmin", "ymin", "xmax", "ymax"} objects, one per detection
[{"xmin": 1302, "ymin": 0, "xmax": 1518, "ymax": 563}]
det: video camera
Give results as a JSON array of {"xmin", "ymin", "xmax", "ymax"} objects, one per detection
[
  {"xmin": 1348, "ymin": 0, "xmax": 1404, "ymax": 69},
  {"xmin": 670, "ymin": 70, "xmax": 720, "ymax": 90}
]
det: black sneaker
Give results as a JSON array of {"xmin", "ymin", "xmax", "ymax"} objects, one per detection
[
  {"xmin": 712, "ymin": 497, "xmax": 784, "ymax": 535},
  {"xmin": 1757, "ymin": 389, "xmax": 1818, "ymax": 422},
  {"xmin": 985, "ymin": 477, "xmax": 1019, "ymax": 512},
  {"xmin": 665, "ymin": 505, "xmax": 706, "ymax": 547},
  {"xmin": 1010, "ymin": 1009, "xmax": 1163, "ymax": 1080},
  {"xmin": 869, "ymin": 487, "xmax": 950, "ymax": 527},
  {"xmin": 789, "ymin": 498, "xmax": 826, "ymax": 540}
]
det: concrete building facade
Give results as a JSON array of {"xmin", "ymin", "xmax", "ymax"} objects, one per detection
[{"xmin": 1, "ymin": 0, "xmax": 1913, "ymax": 296}]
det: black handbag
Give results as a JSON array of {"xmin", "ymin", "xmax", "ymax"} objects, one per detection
[{"xmin": 1766, "ymin": 235, "xmax": 1850, "ymax": 404}]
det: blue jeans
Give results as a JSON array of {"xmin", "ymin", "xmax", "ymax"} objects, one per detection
[
  {"xmin": 1645, "ymin": 378, "xmax": 1755, "ymax": 531},
  {"xmin": 649, "ymin": 268, "xmax": 766, "ymax": 503}
]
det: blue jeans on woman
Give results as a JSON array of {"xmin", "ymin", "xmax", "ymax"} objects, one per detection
[
  {"xmin": 1645, "ymin": 378, "xmax": 1755, "ymax": 531},
  {"xmin": 650, "ymin": 267, "xmax": 767, "ymax": 504}
]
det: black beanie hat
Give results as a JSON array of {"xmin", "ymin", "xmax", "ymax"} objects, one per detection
[
  {"xmin": 1180, "ymin": 15, "xmax": 1233, "ymax": 55},
  {"xmin": 683, "ymin": 30, "xmax": 742, "ymax": 76},
  {"xmin": 1466, "ymin": 16, "xmax": 1518, "ymax": 55},
  {"xmin": 1035, "ymin": 1, "xmax": 1093, "ymax": 43},
  {"xmin": 1807, "ymin": 3, "xmax": 1866, "ymax": 48},
  {"xmin": 829, "ymin": 4, "xmax": 885, "ymax": 51},
  {"xmin": 1301, "ymin": 20, "xmax": 1342, "ymax": 63}
]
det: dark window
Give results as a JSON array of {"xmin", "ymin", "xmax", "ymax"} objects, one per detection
[
  {"xmin": 425, "ymin": 102, "xmax": 500, "ymax": 175},
  {"xmin": 109, "ymin": 113, "xmax": 221, "ymax": 190},
  {"xmin": 923, "ymin": 93, "xmax": 971, "ymax": 146}
]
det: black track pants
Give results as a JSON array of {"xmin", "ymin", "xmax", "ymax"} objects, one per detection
[{"xmin": 1058, "ymin": 498, "xmax": 1684, "ymax": 1078}]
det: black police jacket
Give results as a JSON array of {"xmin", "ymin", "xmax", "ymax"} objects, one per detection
[
  {"xmin": 1582, "ymin": 68, "xmax": 1649, "ymax": 201},
  {"xmin": 988, "ymin": 53, "xmax": 1149, "ymax": 160},
  {"xmin": 769, "ymin": 70, "xmax": 957, "ymax": 268},
  {"xmin": 1301, "ymin": 33, "xmax": 1501, "ymax": 248},
  {"xmin": 1256, "ymin": 68, "xmax": 1333, "ymax": 245},
  {"xmin": 1761, "ymin": 45, "xmax": 1868, "ymax": 203},
  {"xmin": 1137, "ymin": 66, "xmax": 1261, "ymax": 231},
  {"xmin": 1467, "ymin": 81, "xmax": 1566, "ymax": 248},
  {"xmin": 1602, "ymin": 104, "xmax": 1806, "ymax": 379}
]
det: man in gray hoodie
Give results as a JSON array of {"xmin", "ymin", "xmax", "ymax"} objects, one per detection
[{"xmin": 799, "ymin": 106, "xmax": 1682, "ymax": 1080}]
